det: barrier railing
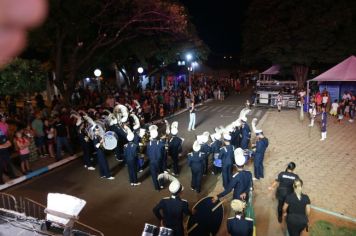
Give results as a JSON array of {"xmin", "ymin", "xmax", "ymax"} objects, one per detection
[
  {"xmin": 0, "ymin": 192, "xmax": 19, "ymax": 212},
  {"xmin": 0, "ymin": 193, "xmax": 104, "ymax": 236}
]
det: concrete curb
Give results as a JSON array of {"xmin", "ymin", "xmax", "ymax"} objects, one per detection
[{"xmin": 0, "ymin": 152, "xmax": 82, "ymax": 191}]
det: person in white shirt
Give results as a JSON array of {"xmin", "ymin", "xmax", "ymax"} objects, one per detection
[{"xmin": 329, "ymin": 99, "xmax": 339, "ymax": 116}]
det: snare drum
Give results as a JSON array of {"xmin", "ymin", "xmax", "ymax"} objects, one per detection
[
  {"xmin": 158, "ymin": 226, "xmax": 173, "ymax": 236},
  {"xmin": 103, "ymin": 131, "xmax": 118, "ymax": 150},
  {"xmin": 142, "ymin": 223, "xmax": 158, "ymax": 236}
]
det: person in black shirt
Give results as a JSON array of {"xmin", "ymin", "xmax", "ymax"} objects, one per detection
[
  {"xmin": 53, "ymin": 116, "xmax": 73, "ymax": 161},
  {"xmin": 268, "ymin": 162, "xmax": 299, "ymax": 223},
  {"xmin": 283, "ymin": 178, "xmax": 311, "ymax": 236}
]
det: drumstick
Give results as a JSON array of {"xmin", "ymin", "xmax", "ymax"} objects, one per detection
[
  {"xmin": 187, "ymin": 223, "xmax": 198, "ymax": 234},
  {"xmin": 212, "ymin": 199, "xmax": 226, "ymax": 212}
]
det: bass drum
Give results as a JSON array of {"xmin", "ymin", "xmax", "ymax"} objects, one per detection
[
  {"xmin": 142, "ymin": 223, "xmax": 158, "ymax": 236},
  {"xmin": 103, "ymin": 131, "xmax": 118, "ymax": 150}
]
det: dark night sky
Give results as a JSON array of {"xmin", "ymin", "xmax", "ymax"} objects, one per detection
[{"xmin": 180, "ymin": 0, "xmax": 248, "ymax": 55}]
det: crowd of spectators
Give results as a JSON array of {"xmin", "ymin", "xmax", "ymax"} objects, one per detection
[
  {"xmin": 309, "ymin": 89, "xmax": 355, "ymax": 123},
  {"xmin": 0, "ymin": 77, "xmax": 236, "ymax": 184}
]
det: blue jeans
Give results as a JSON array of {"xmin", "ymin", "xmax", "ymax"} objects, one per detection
[
  {"xmin": 56, "ymin": 137, "xmax": 73, "ymax": 161},
  {"xmin": 188, "ymin": 112, "xmax": 196, "ymax": 130}
]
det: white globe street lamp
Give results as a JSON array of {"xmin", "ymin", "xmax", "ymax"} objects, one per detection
[
  {"xmin": 186, "ymin": 53, "xmax": 192, "ymax": 61},
  {"xmin": 137, "ymin": 67, "xmax": 144, "ymax": 74},
  {"xmin": 94, "ymin": 69, "xmax": 102, "ymax": 77}
]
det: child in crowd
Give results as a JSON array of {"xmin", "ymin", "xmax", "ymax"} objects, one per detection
[
  {"xmin": 330, "ymin": 99, "xmax": 339, "ymax": 116},
  {"xmin": 44, "ymin": 119, "xmax": 55, "ymax": 158},
  {"xmin": 14, "ymin": 130, "xmax": 31, "ymax": 174},
  {"xmin": 23, "ymin": 123, "xmax": 38, "ymax": 161}
]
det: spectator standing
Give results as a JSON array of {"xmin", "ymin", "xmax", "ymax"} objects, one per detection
[
  {"xmin": 329, "ymin": 99, "xmax": 339, "ymax": 116},
  {"xmin": 32, "ymin": 113, "xmax": 47, "ymax": 158},
  {"xmin": 53, "ymin": 115, "xmax": 73, "ymax": 161},
  {"xmin": 0, "ymin": 132, "xmax": 16, "ymax": 184},
  {"xmin": 44, "ymin": 119, "xmax": 55, "ymax": 158},
  {"xmin": 0, "ymin": 114, "xmax": 9, "ymax": 137},
  {"xmin": 14, "ymin": 130, "xmax": 32, "ymax": 174}
]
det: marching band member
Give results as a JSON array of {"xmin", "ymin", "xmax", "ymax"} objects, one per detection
[
  {"xmin": 219, "ymin": 133, "xmax": 235, "ymax": 189},
  {"xmin": 227, "ymin": 199, "xmax": 253, "ymax": 236},
  {"xmin": 230, "ymin": 120, "xmax": 241, "ymax": 148},
  {"xmin": 123, "ymin": 132, "xmax": 141, "ymax": 186},
  {"xmin": 253, "ymin": 130, "xmax": 269, "ymax": 180},
  {"xmin": 240, "ymin": 117, "xmax": 251, "ymax": 150},
  {"xmin": 146, "ymin": 127, "xmax": 165, "ymax": 190},
  {"xmin": 200, "ymin": 132, "xmax": 211, "ymax": 175},
  {"xmin": 188, "ymin": 140, "xmax": 205, "ymax": 193},
  {"xmin": 210, "ymin": 132, "xmax": 222, "ymax": 175},
  {"xmin": 77, "ymin": 118, "xmax": 95, "ymax": 170},
  {"xmin": 213, "ymin": 148, "xmax": 253, "ymax": 202},
  {"xmin": 308, "ymin": 102, "xmax": 317, "ymax": 127},
  {"xmin": 153, "ymin": 176, "xmax": 192, "ymax": 236},
  {"xmin": 93, "ymin": 126, "xmax": 114, "ymax": 180},
  {"xmin": 108, "ymin": 115, "xmax": 126, "ymax": 162},
  {"xmin": 168, "ymin": 127, "xmax": 183, "ymax": 176},
  {"xmin": 320, "ymin": 106, "xmax": 327, "ymax": 141}
]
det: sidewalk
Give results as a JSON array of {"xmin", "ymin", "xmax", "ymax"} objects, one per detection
[{"xmin": 209, "ymin": 109, "xmax": 356, "ymax": 235}]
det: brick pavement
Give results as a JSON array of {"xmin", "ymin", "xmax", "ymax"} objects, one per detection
[{"xmin": 209, "ymin": 108, "xmax": 356, "ymax": 235}]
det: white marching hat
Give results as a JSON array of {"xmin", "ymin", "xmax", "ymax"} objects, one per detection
[
  {"xmin": 234, "ymin": 148, "xmax": 245, "ymax": 166},
  {"xmin": 139, "ymin": 128, "xmax": 146, "ymax": 138},
  {"xmin": 150, "ymin": 129, "xmax": 158, "ymax": 139},
  {"xmin": 193, "ymin": 140, "xmax": 201, "ymax": 152},
  {"xmin": 196, "ymin": 135, "xmax": 204, "ymax": 145},
  {"xmin": 255, "ymin": 129, "xmax": 263, "ymax": 135},
  {"xmin": 169, "ymin": 180, "xmax": 184, "ymax": 195},
  {"xmin": 171, "ymin": 121, "xmax": 178, "ymax": 130},
  {"xmin": 211, "ymin": 132, "xmax": 221, "ymax": 141},
  {"xmin": 202, "ymin": 132, "xmax": 209, "ymax": 143},
  {"xmin": 223, "ymin": 132, "xmax": 231, "ymax": 141},
  {"xmin": 171, "ymin": 127, "xmax": 178, "ymax": 135},
  {"xmin": 127, "ymin": 132, "xmax": 134, "ymax": 142},
  {"xmin": 241, "ymin": 117, "xmax": 247, "ymax": 122}
]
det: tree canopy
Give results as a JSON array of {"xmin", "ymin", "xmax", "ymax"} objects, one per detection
[
  {"xmin": 25, "ymin": 0, "xmax": 207, "ymax": 100},
  {"xmin": 0, "ymin": 58, "xmax": 47, "ymax": 95}
]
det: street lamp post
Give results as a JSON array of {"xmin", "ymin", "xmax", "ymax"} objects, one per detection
[{"xmin": 94, "ymin": 69, "xmax": 102, "ymax": 93}]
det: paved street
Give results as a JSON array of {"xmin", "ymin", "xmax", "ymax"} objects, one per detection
[
  {"xmin": 6, "ymin": 90, "xmax": 356, "ymax": 236},
  {"xmin": 5, "ymin": 89, "xmax": 268, "ymax": 236}
]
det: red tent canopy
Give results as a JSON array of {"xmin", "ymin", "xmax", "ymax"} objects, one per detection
[{"xmin": 310, "ymin": 55, "xmax": 356, "ymax": 82}]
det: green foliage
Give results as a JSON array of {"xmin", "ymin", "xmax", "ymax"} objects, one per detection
[
  {"xmin": 242, "ymin": 0, "xmax": 356, "ymax": 67},
  {"xmin": 0, "ymin": 58, "xmax": 47, "ymax": 95}
]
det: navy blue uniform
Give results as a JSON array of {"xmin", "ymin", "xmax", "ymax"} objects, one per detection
[
  {"xmin": 218, "ymin": 170, "xmax": 253, "ymax": 200},
  {"xmin": 187, "ymin": 151, "xmax": 205, "ymax": 192},
  {"xmin": 153, "ymin": 196, "xmax": 192, "ymax": 236},
  {"xmin": 93, "ymin": 136, "xmax": 111, "ymax": 178},
  {"xmin": 77, "ymin": 125, "xmax": 93, "ymax": 167},
  {"xmin": 168, "ymin": 135, "xmax": 183, "ymax": 175},
  {"xmin": 109, "ymin": 125, "xmax": 127, "ymax": 161},
  {"xmin": 240, "ymin": 123, "xmax": 251, "ymax": 150},
  {"xmin": 254, "ymin": 137, "xmax": 269, "ymax": 179},
  {"xmin": 200, "ymin": 143, "xmax": 211, "ymax": 175},
  {"xmin": 227, "ymin": 216, "xmax": 253, "ymax": 236},
  {"xmin": 230, "ymin": 128, "xmax": 241, "ymax": 148},
  {"xmin": 123, "ymin": 142, "xmax": 139, "ymax": 184},
  {"xmin": 219, "ymin": 145, "xmax": 235, "ymax": 189},
  {"xmin": 210, "ymin": 140, "xmax": 222, "ymax": 173},
  {"xmin": 146, "ymin": 139, "xmax": 165, "ymax": 190}
]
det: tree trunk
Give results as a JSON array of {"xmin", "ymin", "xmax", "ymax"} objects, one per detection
[{"xmin": 292, "ymin": 65, "xmax": 309, "ymax": 89}]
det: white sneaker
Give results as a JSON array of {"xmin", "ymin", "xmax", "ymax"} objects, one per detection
[
  {"xmin": 134, "ymin": 182, "xmax": 141, "ymax": 186},
  {"xmin": 192, "ymin": 128, "xmax": 195, "ymax": 130},
  {"xmin": 349, "ymin": 119, "xmax": 354, "ymax": 122},
  {"xmin": 160, "ymin": 186, "xmax": 164, "ymax": 189},
  {"xmin": 84, "ymin": 165, "xmax": 88, "ymax": 168},
  {"xmin": 87, "ymin": 167, "xmax": 95, "ymax": 170},
  {"xmin": 107, "ymin": 176, "xmax": 115, "ymax": 180},
  {"xmin": 253, "ymin": 177, "xmax": 259, "ymax": 181}
]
